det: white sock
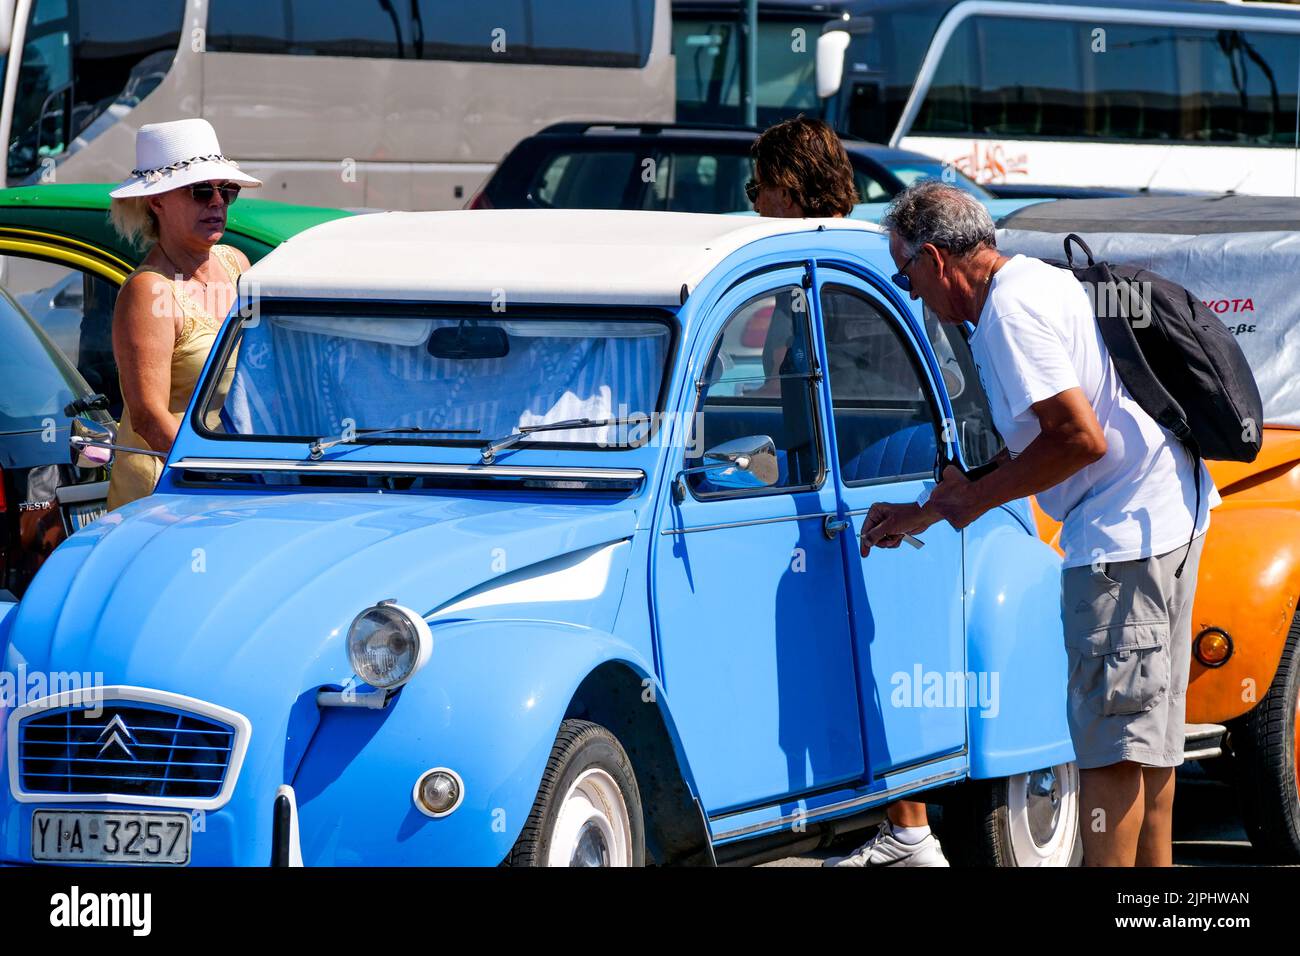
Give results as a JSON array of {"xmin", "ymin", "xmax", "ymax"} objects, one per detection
[{"xmin": 890, "ymin": 823, "xmax": 932, "ymax": 845}]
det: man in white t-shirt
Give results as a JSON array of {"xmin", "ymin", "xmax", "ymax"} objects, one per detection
[{"xmin": 844, "ymin": 181, "xmax": 1215, "ymax": 868}]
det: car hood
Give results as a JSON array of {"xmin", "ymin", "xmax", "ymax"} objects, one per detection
[{"xmin": 6, "ymin": 490, "xmax": 638, "ymax": 694}]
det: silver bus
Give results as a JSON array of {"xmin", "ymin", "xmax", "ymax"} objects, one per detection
[{"xmin": 0, "ymin": 0, "xmax": 674, "ymax": 209}]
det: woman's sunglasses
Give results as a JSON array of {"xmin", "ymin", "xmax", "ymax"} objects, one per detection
[
  {"xmin": 188, "ymin": 182, "xmax": 241, "ymax": 205},
  {"xmin": 745, "ymin": 178, "xmax": 761, "ymax": 204}
]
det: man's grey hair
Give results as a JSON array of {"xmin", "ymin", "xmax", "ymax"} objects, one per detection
[{"xmin": 881, "ymin": 180, "xmax": 996, "ymax": 258}]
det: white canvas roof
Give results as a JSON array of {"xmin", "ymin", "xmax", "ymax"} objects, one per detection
[{"xmin": 242, "ymin": 209, "xmax": 879, "ymax": 307}]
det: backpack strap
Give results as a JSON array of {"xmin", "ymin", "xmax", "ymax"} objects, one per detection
[
  {"xmin": 1174, "ymin": 439, "xmax": 1202, "ymax": 579},
  {"xmin": 1089, "ymin": 272, "xmax": 1194, "ymax": 446}
]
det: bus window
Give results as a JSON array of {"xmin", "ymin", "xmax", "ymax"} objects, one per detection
[
  {"xmin": 907, "ymin": 13, "xmax": 1299, "ymax": 149},
  {"xmin": 531, "ymin": 0, "xmax": 652, "ymax": 67},
  {"xmin": 915, "ymin": 16, "xmax": 1085, "ymax": 139},
  {"xmin": 1180, "ymin": 29, "xmax": 1299, "ymax": 146},
  {"xmin": 210, "ymin": 0, "xmax": 405, "ymax": 57},
  {"xmin": 8, "ymin": 0, "xmax": 184, "ymax": 183},
  {"xmin": 210, "ymin": 0, "xmax": 651, "ymax": 66},
  {"xmin": 973, "ymin": 18, "xmax": 1083, "ymax": 137},
  {"xmin": 673, "ymin": 15, "xmax": 823, "ymax": 126},
  {"xmin": 1084, "ymin": 24, "xmax": 1180, "ymax": 141},
  {"xmin": 414, "ymin": 2, "xmax": 528, "ymax": 61}
]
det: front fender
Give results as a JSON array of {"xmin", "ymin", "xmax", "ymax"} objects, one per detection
[
  {"xmin": 964, "ymin": 507, "xmax": 1075, "ymax": 778},
  {"xmin": 1187, "ymin": 505, "xmax": 1300, "ymax": 724},
  {"xmin": 291, "ymin": 619, "xmax": 684, "ymax": 865}
]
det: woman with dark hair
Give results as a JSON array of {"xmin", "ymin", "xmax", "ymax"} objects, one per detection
[{"xmin": 747, "ymin": 115, "xmax": 858, "ymax": 218}]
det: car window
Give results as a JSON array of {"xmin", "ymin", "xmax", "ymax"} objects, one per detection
[
  {"xmin": 883, "ymin": 161, "xmax": 994, "ymax": 201},
  {"xmin": 821, "ymin": 285, "xmax": 940, "ymax": 485},
  {"xmin": 1, "ymin": 256, "xmax": 121, "ymax": 418},
  {"xmin": 688, "ymin": 285, "xmax": 823, "ymax": 496},
  {"xmin": 644, "ymin": 151, "xmax": 753, "ymax": 213},
  {"xmin": 526, "ymin": 151, "xmax": 641, "ymax": 208},
  {"xmin": 854, "ymin": 169, "xmax": 892, "ymax": 203},
  {"xmin": 0, "ymin": 287, "xmax": 91, "ymax": 434},
  {"xmin": 922, "ymin": 306, "xmax": 1004, "ymax": 469}
]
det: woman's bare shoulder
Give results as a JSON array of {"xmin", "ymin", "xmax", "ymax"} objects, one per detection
[{"xmin": 114, "ymin": 270, "xmax": 180, "ymax": 336}]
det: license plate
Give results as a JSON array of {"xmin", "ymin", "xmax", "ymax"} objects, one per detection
[
  {"xmin": 67, "ymin": 502, "xmax": 106, "ymax": 531},
  {"xmin": 32, "ymin": 810, "xmax": 191, "ymax": 865}
]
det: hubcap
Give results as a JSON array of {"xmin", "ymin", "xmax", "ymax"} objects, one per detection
[
  {"xmin": 546, "ymin": 768, "xmax": 632, "ymax": 867},
  {"xmin": 1026, "ymin": 766, "xmax": 1061, "ymax": 847},
  {"xmin": 1007, "ymin": 762, "xmax": 1080, "ymax": 866}
]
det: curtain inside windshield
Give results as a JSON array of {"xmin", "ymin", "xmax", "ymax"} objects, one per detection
[{"xmin": 218, "ymin": 314, "xmax": 670, "ymax": 446}]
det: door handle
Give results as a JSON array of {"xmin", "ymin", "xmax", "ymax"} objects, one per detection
[{"xmin": 823, "ymin": 515, "xmax": 850, "ymax": 540}]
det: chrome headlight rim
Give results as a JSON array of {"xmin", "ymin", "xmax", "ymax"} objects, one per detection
[{"xmin": 346, "ymin": 600, "xmax": 433, "ymax": 689}]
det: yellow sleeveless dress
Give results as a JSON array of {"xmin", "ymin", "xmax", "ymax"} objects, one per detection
[{"xmin": 106, "ymin": 245, "xmax": 242, "ymax": 510}]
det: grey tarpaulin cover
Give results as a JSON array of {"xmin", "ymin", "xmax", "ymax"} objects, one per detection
[{"xmin": 997, "ymin": 203, "xmax": 1300, "ymax": 427}]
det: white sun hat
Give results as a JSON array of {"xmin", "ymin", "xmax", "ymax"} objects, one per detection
[{"xmin": 109, "ymin": 118, "xmax": 262, "ymax": 199}]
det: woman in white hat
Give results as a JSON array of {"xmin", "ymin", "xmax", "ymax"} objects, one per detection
[{"xmin": 106, "ymin": 118, "xmax": 261, "ymax": 509}]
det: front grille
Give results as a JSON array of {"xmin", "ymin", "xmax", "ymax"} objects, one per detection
[{"xmin": 18, "ymin": 702, "xmax": 237, "ymax": 800}]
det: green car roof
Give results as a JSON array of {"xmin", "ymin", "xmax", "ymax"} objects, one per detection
[{"xmin": 0, "ymin": 183, "xmax": 353, "ymax": 266}]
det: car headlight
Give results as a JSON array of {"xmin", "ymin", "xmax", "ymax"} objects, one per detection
[{"xmin": 347, "ymin": 601, "xmax": 432, "ymax": 689}]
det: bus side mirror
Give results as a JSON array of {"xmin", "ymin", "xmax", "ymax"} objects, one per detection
[
  {"xmin": 816, "ymin": 30, "xmax": 851, "ymax": 100},
  {"xmin": 0, "ymin": 0, "xmax": 15, "ymax": 55}
]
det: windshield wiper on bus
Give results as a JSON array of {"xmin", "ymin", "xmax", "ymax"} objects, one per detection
[
  {"xmin": 308, "ymin": 426, "xmax": 481, "ymax": 460},
  {"xmin": 480, "ymin": 417, "xmax": 642, "ymax": 464}
]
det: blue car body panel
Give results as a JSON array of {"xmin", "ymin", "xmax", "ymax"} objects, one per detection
[{"xmin": 0, "ymin": 222, "xmax": 1073, "ymax": 865}]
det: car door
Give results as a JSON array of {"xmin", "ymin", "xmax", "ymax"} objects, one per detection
[
  {"xmin": 653, "ymin": 268, "xmax": 865, "ymax": 815},
  {"xmin": 0, "ymin": 232, "xmax": 131, "ymax": 417},
  {"xmin": 815, "ymin": 272, "xmax": 967, "ymax": 777}
]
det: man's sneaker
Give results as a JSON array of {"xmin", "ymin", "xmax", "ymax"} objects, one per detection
[{"xmin": 821, "ymin": 821, "xmax": 950, "ymax": 867}]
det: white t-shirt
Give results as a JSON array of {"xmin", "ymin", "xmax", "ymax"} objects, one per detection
[{"xmin": 968, "ymin": 255, "xmax": 1218, "ymax": 568}]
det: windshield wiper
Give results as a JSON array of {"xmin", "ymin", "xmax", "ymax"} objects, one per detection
[
  {"xmin": 480, "ymin": 417, "xmax": 640, "ymax": 464},
  {"xmin": 309, "ymin": 426, "xmax": 480, "ymax": 460}
]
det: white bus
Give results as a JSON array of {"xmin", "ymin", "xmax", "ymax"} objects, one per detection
[
  {"xmin": 814, "ymin": 0, "xmax": 1300, "ymax": 195},
  {"xmin": 0, "ymin": 0, "xmax": 674, "ymax": 209}
]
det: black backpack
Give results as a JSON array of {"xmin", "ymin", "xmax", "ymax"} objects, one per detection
[
  {"xmin": 1051, "ymin": 234, "xmax": 1264, "ymax": 575},
  {"xmin": 1055, "ymin": 234, "xmax": 1263, "ymax": 464}
]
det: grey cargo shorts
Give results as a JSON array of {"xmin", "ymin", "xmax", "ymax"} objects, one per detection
[{"xmin": 1060, "ymin": 534, "xmax": 1206, "ymax": 770}]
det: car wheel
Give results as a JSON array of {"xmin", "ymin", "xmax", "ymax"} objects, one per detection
[
  {"xmin": 945, "ymin": 762, "xmax": 1082, "ymax": 866},
  {"xmin": 504, "ymin": 719, "xmax": 645, "ymax": 867},
  {"xmin": 1230, "ymin": 609, "xmax": 1300, "ymax": 863}
]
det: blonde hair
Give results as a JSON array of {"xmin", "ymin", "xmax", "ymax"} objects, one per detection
[{"xmin": 109, "ymin": 196, "xmax": 159, "ymax": 248}]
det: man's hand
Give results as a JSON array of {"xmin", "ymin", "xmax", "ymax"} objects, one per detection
[
  {"xmin": 860, "ymin": 502, "xmax": 933, "ymax": 556},
  {"xmin": 927, "ymin": 464, "xmax": 984, "ymax": 530}
]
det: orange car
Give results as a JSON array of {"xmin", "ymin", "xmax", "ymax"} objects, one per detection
[{"xmin": 1002, "ymin": 196, "xmax": 1300, "ymax": 862}]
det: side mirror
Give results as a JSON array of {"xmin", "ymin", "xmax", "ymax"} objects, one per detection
[
  {"xmin": 673, "ymin": 435, "xmax": 779, "ymax": 502},
  {"xmin": 69, "ymin": 417, "xmax": 165, "ymax": 468},
  {"xmin": 816, "ymin": 30, "xmax": 851, "ymax": 100},
  {"xmin": 69, "ymin": 418, "xmax": 116, "ymax": 469},
  {"xmin": 0, "ymin": 0, "xmax": 14, "ymax": 55}
]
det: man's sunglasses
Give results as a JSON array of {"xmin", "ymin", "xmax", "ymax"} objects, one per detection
[
  {"xmin": 745, "ymin": 177, "xmax": 761, "ymax": 204},
  {"xmin": 188, "ymin": 182, "xmax": 241, "ymax": 205},
  {"xmin": 891, "ymin": 251, "xmax": 919, "ymax": 291}
]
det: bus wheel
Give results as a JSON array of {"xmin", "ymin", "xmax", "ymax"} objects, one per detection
[
  {"xmin": 1231, "ymin": 611, "xmax": 1300, "ymax": 863},
  {"xmin": 503, "ymin": 719, "xmax": 645, "ymax": 867},
  {"xmin": 945, "ymin": 763, "xmax": 1082, "ymax": 867}
]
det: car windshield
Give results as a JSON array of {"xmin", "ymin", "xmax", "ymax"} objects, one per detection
[
  {"xmin": 0, "ymin": 287, "xmax": 93, "ymax": 434},
  {"xmin": 208, "ymin": 312, "xmax": 673, "ymax": 449},
  {"xmin": 884, "ymin": 161, "xmax": 994, "ymax": 201}
]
